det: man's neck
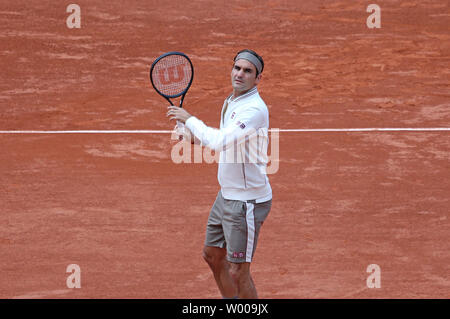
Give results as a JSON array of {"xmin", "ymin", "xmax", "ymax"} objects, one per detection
[{"xmin": 232, "ymin": 86, "xmax": 256, "ymax": 100}]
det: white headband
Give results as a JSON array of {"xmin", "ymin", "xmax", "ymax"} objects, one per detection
[{"xmin": 235, "ymin": 52, "xmax": 263, "ymax": 75}]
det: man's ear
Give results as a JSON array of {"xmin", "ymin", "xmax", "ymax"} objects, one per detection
[{"xmin": 255, "ymin": 73, "xmax": 262, "ymax": 84}]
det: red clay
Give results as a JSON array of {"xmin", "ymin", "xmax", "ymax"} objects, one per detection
[{"xmin": 1, "ymin": 0, "xmax": 449, "ymax": 298}]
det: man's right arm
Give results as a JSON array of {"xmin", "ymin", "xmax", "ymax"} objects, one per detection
[
  {"xmin": 185, "ymin": 106, "xmax": 264, "ymax": 151},
  {"xmin": 176, "ymin": 122, "xmax": 200, "ymax": 145}
]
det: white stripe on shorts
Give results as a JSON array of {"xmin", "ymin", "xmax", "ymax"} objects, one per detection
[{"xmin": 245, "ymin": 203, "xmax": 255, "ymax": 263}]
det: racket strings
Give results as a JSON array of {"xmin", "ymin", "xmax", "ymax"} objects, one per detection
[{"xmin": 151, "ymin": 55, "xmax": 192, "ymax": 97}]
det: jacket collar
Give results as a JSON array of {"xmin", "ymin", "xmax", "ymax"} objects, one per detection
[{"xmin": 228, "ymin": 86, "xmax": 258, "ymax": 104}]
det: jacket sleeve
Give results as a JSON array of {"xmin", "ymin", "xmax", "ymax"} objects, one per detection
[{"xmin": 185, "ymin": 107, "xmax": 265, "ymax": 152}]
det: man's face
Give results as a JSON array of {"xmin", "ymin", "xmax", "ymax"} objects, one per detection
[{"xmin": 231, "ymin": 59, "xmax": 261, "ymax": 94}]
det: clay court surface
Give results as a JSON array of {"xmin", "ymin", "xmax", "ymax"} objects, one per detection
[{"xmin": 1, "ymin": 0, "xmax": 449, "ymax": 298}]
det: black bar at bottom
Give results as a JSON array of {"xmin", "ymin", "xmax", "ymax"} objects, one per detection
[{"xmin": 0, "ymin": 299, "xmax": 446, "ymax": 317}]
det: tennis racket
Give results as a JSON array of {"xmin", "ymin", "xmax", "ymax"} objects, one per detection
[
  {"xmin": 150, "ymin": 51, "xmax": 194, "ymax": 140},
  {"xmin": 150, "ymin": 51, "xmax": 194, "ymax": 109}
]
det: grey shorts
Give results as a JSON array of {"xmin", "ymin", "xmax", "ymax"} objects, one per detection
[{"xmin": 205, "ymin": 191, "xmax": 272, "ymax": 263}]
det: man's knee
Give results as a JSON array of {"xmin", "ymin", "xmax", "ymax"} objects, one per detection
[
  {"xmin": 202, "ymin": 246, "xmax": 226, "ymax": 268},
  {"xmin": 202, "ymin": 248, "xmax": 213, "ymax": 265},
  {"xmin": 229, "ymin": 263, "xmax": 250, "ymax": 283}
]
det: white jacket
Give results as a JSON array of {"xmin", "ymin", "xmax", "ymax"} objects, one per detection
[{"xmin": 185, "ymin": 86, "xmax": 272, "ymax": 202}]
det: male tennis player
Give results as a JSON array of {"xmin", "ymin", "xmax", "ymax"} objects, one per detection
[{"xmin": 167, "ymin": 49, "xmax": 272, "ymax": 299}]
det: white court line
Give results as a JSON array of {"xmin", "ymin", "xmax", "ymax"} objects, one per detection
[
  {"xmin": 0, "ymin": 130, "xmax": 173, "ymax": 134},
  {"xmin": 0, "ymin": 128, "xmax": 449, "ymax": 134},
  {"xmin": 278, "ymin": 128, "xmax": 450, "ymax": 132}
]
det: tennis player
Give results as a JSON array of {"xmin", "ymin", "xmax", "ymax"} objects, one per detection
[{"xmin": 167, "ymin": 49, "xmax": 272, "ymax": 299}]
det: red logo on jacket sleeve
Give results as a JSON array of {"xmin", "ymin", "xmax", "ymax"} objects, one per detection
[{"xmin": 236, "ymin": 121, "xmax": 246, "ymax": 129}]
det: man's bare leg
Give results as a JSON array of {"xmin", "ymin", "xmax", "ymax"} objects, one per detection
[
  {"xmin": 229, "ymin": 262, "xmax": 257, "ymax": 299},
  {"xmin": 203, "ymin": 246, "xmax": 238, "ymax": 298}
]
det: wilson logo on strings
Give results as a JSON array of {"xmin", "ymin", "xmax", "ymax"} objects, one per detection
[{"xmin": 159, "ymin": 65, "xmax": 186, "ymax": 84}]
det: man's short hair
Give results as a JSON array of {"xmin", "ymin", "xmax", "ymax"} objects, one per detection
[{"xmin": 233, "ymin": 49, "xmax": 264, "ymax": 76}]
